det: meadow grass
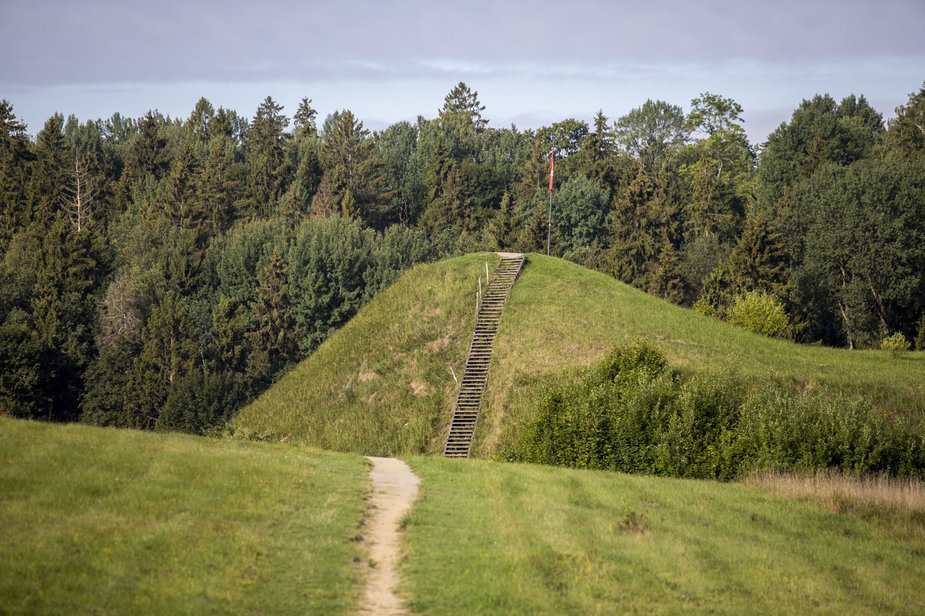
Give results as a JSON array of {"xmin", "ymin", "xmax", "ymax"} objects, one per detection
[
  {"xmin": 0, "ymin": 417, "xmax": 368, "ymax": 615},
  {"xmin": 233, "ymin": 253, "xmax": 498, "ymax": 455},
  {"xmin": 402, "ymin": 456, "xmax": 925, "ymax": 615}
]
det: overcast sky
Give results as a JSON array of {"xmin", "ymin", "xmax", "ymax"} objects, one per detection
[{"xmin": 2, "ymin": 0, "xmax": 923, "ymax": 143}]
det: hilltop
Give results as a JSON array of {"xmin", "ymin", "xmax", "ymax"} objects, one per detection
[{"xmin": 233, "ymin": 253, "xmax": 925, "ymax": 457}]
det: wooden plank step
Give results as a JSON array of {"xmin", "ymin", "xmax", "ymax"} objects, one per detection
[{"xmin": 445, "ymin": 255, "xmax": 525, "ymax": 458}]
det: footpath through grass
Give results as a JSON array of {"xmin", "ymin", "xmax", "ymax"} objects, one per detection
[
  {"xmin": 0, "ymin": 418, "xmax": 368, "ymax": 615},
  {"xmin": 403, "ymin": 456, "xmax": 925, "ymax": 615}
]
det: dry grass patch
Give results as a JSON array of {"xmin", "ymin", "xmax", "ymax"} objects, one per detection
[{"xmin": 749, "ymin": 471, "xmax": 925, "ymax": 542}]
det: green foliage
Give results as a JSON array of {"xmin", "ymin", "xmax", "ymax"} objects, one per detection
[
  {"xmin": 785, "ymin": 155, "xmax": 925, "ymax": 347},
  {"xmin": 487, "ymin": 192, "xmax": 520, "ymax": 251},
  {"xmin": 514, "ymin": 340, "xmax": 925, "ymax": 479},
  {"xmin": 438, "ymin": 82, "xmax": 486, "ymax": 161},
  {"xmin": 158, "ymin": 370, "xmax": 246, "ymax": 434},
  {"xmin": 0, "ymin": 320, "xmax": 58, "ymax": 419},
  {"xmin": 757, "ymin": 93, "xmax": 883, "ymax": 214},
  {"xmin": 916, "ymin": 312, "xmax": 925, "ymax": 351},
  {"xmin": 887, "ymin": 82, "xmax": 925, "ymax": 158},
  {"xmin": 614, "ymin": 99, "xmax": 689, "ymax": 169},
  {"xmin": 725, "ymin": 212, "xmax": 788, "ymax": 297},
  {"xmin": 727, "ymin": 291, "xmax": 790, "ymax": 338},
  {"xmin": 551, "ymin": 175, "xmax": 610, "ymax": 253},
  {"xmin": 880, "ymin": 332, "xmax": 910, "ymax": 357},
  {"xmin": 606, "ymin": 164, "xmax": 684, "ymax": 300}
]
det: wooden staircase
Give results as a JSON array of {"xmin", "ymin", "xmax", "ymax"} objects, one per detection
[{"xmin": 443, "ymin": 254, "xmax": 526, "ymax": 458}]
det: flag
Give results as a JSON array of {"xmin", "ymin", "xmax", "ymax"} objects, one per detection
[{"xmin": 548, "ymin": 148, "xmax": 555, "ymax": 192}]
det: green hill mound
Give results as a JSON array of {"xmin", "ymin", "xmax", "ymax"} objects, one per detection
[{"xmin": 233, "ymin": 253, "xmax": 925, "ymax": 457}]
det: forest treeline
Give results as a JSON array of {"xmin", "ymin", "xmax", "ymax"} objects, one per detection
[{"xmin": 1, "ymin": 81, "xmax": 924, "ymax": 431}]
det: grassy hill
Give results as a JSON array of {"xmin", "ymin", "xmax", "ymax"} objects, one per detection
[{"xmin": 233, "ymin": 253, "xmax": 925, "ymax": 458}]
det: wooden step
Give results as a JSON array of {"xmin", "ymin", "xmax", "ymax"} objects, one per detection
[{"xmin": 444, "ymin": 255, "xmax": 525, "ymax": 458}]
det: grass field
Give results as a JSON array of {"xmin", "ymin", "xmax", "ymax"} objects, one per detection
[
  {"xmin": 0, "ymin": 418, "xmax": 368, "ymax": 615},
  {"xmin": 402, "ymin": 456, "xmax": 925, "ymax": 615},
  {"xmin": 4, "ymin": 417, "xmax": 923, "ymax": 614},
  {"xmin": 233, "ymin": 252, "xmax": 925, "ymax": 459}
]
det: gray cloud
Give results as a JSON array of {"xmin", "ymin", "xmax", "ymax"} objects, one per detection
[{"xmin": 2, "ymin": 0, "xmax": 924, "ymax": 86}]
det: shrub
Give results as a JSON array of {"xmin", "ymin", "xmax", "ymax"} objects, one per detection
[
  {"xmin": 692, "ymin": 298, "xmax": 715, "ymax": 317},
  {"xmin": 916, "ymin": 313, "xmax": 925, "ymax": 351},
  {"xmin": 881, "ymin": 332, "xmax": 910, "ymax": 357},
  {"xmin": 727, "ymin": 291, "xmax": 790, "ymax": 338},
  {"xmin": 158, "ymin": 370, "xmax": 247, "ymax": 435},
  {"xmin": 515, "ymin": 341, "xmax": 925, "ymax": 480}
]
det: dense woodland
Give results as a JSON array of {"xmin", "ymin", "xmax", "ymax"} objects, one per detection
[{"xmin": 1, "ymin": 81, "xmax": 924, "ymax": 432}]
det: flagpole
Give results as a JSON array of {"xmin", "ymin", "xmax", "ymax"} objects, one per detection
[{"xmin": 547, "ymin": 148, "xmax": 554, "ymax": 256}]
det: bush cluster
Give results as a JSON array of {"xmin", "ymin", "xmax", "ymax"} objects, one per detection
[
  {"xmin": 513, "ymin": 341, "xmax": 925, "ymax": 480},
  {"xmin": 727, "ymin": 291, "xmax": 790, "ymax": 338}
]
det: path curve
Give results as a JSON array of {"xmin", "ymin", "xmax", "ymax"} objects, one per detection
[{"xmin": 356, "ymin": 456, "xmax": 420, "ymax": 616}]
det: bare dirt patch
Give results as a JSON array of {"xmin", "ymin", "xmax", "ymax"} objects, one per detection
[{"xmin": 356, "ymin": 457, "xmax": 420, "ymax": 616}]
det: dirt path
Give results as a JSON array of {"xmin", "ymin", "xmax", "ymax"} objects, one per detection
[{"xmin": 356, "ymin": 456, "xmax": 420, "ymax": 616}]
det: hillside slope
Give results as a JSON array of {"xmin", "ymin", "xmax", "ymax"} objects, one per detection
[{"xmin": 233, "ymin": 253, "xmax": 925, "ymax": 457}]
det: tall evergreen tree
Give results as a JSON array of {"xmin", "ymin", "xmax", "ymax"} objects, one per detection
[
  {"xmin": 122, "ymin": 111, "xmax": 170, "ymax": 186},
  {"xmin": 314, "ymin": 110, "xmax": 386, "ymax": 227},
  {"xmin": 246, "ymin": 246, "xmax": 296, "ymax": 384},
  {"xmin": 438, "ymin": 82, "xmax": 486, "ymax": 161},
  {"xmin": 27, "ymin": 114, "xmax": 70, "ymax": 226},
  {"xmin": 0, "ymin": 101, "xmax": 33, "ymax": 240},
  {"xmin": 245, "ymin": 96, "xmax": 291, "ymax": 218},
  {"xmin": 417, "ymin": 139, "xmax": 471, "ymax": 238},
  {"xmin": 487, "ymin": 192, "xmax": 521, "ymax": 250},
  {"xmin": 607, "ymin": 164, "xmax": 683, "ymax": 298},
  {"xmin": 187, "ymin": 97, "xmax": 215, "ymax": 144},
  {"xmin": 725, "ymin": 212, "xmax": 789, "ymax": 299}
]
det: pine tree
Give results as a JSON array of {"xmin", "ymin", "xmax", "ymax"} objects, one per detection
[
  {"xmin": 27, "ymin": 114, "xmax": 70, "ymax": 226},
  {"xmin": 125, "ymin": 290, "xmax": 198, "ymax": 428},
  {"xmin": 196, "ymin": 138, "xmax": 236, "ymax": 237},
  {"xmin": 293, "ymin": 97, "xmax": 318, "ymax": 139},
  {"xmin": 608, "ymin": 164, "xmax": 680, "ymax": 288},
  {"xmin": 187, "ymin": 97, "xmax": 214, "ymax": 144},
  {"xmin": 487, "ymin": 192, "xmax": 521, "ymax": 250},
  {"xmin": 318, "ymin": 110, "xmax": 387, "ymax": 227},
  {"xmin": 577, "ymin": 110, "xmax": 619, "ymax": 184},
  {"xmin": 519, "ymin": 204, "xmax": 560, "ymax": 255},
  {"xmin": 123, "ymin": 111, "xmax": 169, "ymax": 184},
  {"xmin": 417, "ymin": 139, "xmax": 471, "ymax": 237},
  {"xmin": 245, "ymin": 96, "xmax": 291, "ymax": 218},
  {"xmin": 438, "ymin": 82, "xmax": 486, "ymax": 161},
  {"xmin": 512, "ymin": 139, "xmax": 549, "ymax": 212},
  {"xmin": 246, "ymin": 247, "xmax": 296, "ymax": 385},
  {"xmin": 0, "ymin": 100, "xmax": 32, "ymax": 241},
  {"xmin": 725, "ymin": 211, "xmax": 789, "ymax": 298}
]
